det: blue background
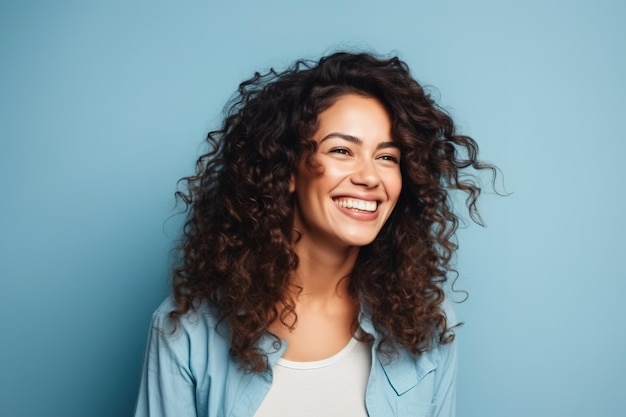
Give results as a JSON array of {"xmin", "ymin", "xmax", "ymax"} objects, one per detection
[{"xmin": 1, "ymin": 1, "xmax": 624, "ymax": 416}]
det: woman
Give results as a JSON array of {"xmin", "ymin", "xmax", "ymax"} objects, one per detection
[{"xmin": 134, "ymin": 52, "xmax": 495, "ymax": 417}]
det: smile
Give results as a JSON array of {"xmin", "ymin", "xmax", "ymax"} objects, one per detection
[{"xmin": 333, "ymin": 198, "xmax": 378, "ymax": 212}]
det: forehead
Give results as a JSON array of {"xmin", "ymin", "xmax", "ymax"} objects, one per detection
[{"xmin": 314, "ymin": 94, "xmax": 392, "ymax": 140}]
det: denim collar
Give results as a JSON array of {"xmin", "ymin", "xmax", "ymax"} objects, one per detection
[{"xmin": 359, "ymin": 308, "xmax": 437, "ymax": 396}]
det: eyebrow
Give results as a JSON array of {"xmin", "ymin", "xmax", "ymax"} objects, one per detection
[{"xmin": 319, "ymin": 132, "xmax": 399, "ymax": 150}]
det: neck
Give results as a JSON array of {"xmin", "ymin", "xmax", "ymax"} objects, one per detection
[{"xmin": 290, "ymin": 239, "xmax": 359, "ymax": 302}]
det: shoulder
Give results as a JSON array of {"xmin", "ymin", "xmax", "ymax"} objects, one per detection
[
  {"xmin": 426, "ymin": 297, "xmax": 459, "ymax": 367},
  {"xmin": 135, "ymin": 297, "xmax": 237, "ymax": 416},
  {"xmin": 147, "ymin": 296, "xmax": 227, "ymax": 357},
  {"xmin": 150, "ymin": 295, "xmax": 220, "ymax": 327},
  {"xmin": 440, "ymin": 297, "xmax": 459, "ymax": 328}
]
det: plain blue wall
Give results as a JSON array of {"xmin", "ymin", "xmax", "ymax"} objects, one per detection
[{"xmin": 1, "ymin": 1, "xmax": 624, "ymax": 416}]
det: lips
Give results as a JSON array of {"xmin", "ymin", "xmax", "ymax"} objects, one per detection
[{"xmin": 332, "ymin": 197, "xmax": 378, "ymax": 212}]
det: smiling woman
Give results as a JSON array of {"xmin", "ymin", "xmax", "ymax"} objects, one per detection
[{"xmin": 133, "ymin": 52, "xmax": 496, "ymax": 417}]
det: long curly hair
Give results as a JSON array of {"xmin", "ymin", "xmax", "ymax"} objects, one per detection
[{"xmin": 171, "ymin": 51, "xmax": 496, "ymax": 371}]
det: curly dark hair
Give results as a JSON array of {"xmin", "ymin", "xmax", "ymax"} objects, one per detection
[{"xmin": 171, "ymin": 51, "xmax": 496, "ymax": 372}]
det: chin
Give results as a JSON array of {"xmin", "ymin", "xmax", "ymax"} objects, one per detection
[{"xmin": 341, "ymin": 234, "xmax": 378, "ymax": 248}]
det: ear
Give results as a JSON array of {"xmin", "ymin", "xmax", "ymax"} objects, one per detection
[{"xmin": 289, "ymin": 174, "xmax": 295, "ymax": 193}]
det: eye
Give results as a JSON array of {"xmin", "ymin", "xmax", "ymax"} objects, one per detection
[
  {"xmin": 328, "ymin": 147, "xmax": 352, "ymax": 156},
  {"xmin": 377, "ymin": 154, "xmax": 400, "ymax": 164}
]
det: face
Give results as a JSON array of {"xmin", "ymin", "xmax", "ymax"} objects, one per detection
[{"xmin": 291, "ymin": 94, "xmax": 402, "ymax": 250}]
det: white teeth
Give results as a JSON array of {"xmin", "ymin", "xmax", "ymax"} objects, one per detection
[{"xmin": 334, "ymin": 198, "xmax": 377, "ymax": 212}]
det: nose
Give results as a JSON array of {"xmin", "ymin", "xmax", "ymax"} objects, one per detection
[{"xmin": 350, "ymin": 159, "xmax": 381, "ymax": 188}]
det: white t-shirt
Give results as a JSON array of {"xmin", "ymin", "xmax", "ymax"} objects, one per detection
[{"xmin": 253, "ymin": 338, "xmax": 371, "ymax": 417}]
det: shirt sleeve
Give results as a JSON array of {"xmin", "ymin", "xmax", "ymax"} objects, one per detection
[
  {"xmin": 133, "ymin": 306, "xmax": 198, "ymax": 417},
  {"xmin": 433, "ymin": 300, "xmax": 458, "ymax": 417}
]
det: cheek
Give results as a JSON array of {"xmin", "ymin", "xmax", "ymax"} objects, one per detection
[
  {"xmin": 386, "ymin": 171, "xmax": 403, "ymax": 201},
  {"xmin": 297, "ymin": 163, "xmax": 344, "ymax": 195},
  {"xmin": 316, "ymin": 159, "xmax": 344, "ymax": 177}
]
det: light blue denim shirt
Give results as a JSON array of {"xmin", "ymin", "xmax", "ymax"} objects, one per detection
[{"xmin": 133, "ymin": 297, "xmax": 457, "ymax": 417}]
